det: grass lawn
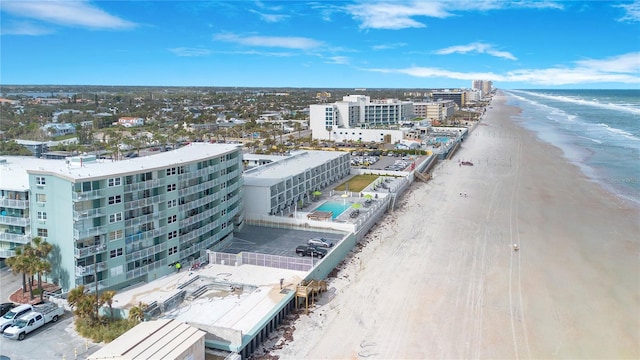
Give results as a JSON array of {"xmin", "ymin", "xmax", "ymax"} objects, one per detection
[{"xmin": 334, "ymin": 174, "xmax": 379, "ymax": 192}]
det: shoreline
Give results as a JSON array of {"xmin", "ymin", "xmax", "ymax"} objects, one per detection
[{"xmin": 266, "ymin": 93, "xmax": 639, "ymax": 359}]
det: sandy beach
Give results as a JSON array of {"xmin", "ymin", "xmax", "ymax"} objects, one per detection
[{"xmin": 267, "ymin": 93, "xmax": 640, "ymax": 359}]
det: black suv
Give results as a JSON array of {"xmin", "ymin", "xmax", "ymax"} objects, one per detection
[
  {"xmin": 295, "ymin": 245, "xmax": 328, "ymax": 258},
  {"xmin": 0, "ymin": 303, "xmax": 15, "ymax": 317}
]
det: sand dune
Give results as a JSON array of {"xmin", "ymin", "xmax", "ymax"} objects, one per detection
[{"xmin": 268, "ymin": 94, "xmax": 640, "ymax": 359}]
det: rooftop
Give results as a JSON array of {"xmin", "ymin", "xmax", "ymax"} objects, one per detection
[
  {"xmin": 0, "ymin": 143, "xmax": 241, "ymax": 189},
  {"xmin": 243, "ymin": 150, "xmax": 346, "ymax": 187}
]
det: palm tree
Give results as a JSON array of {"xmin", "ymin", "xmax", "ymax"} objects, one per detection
[
  {"xmin": 25, "ymin": 237, "xmax": 52, "ymax": 302},
  {"xmin": 100, "ymin": 290, "xmax": 116, "ymax": 318},
  {"xmin": 67, "ymin": 285, "xmax": 86, "ymax": 309},
  {"xmin": 5, "ymin": 247, "xmax": 28, "ymax": 295},
  {"xmin": 128, "ymin": 302, "xmax": 147, "ymax": 322},
  {"xmin": 33, "ymin": 259, "xmax": 51, "ymax": 303}
]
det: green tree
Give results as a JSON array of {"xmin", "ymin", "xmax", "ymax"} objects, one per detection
[
  {"xmin": 128, "ymin": 302, "xmax": 147, "ymax": 322},
  {"xmin": 100, "ymin": 290, "xmax": 116, "ymax": 319},
  {"xmin": 24, "ymin": 237, "xmax": 53, "ymax": 302},
  {"xmin": 5, "ymin": 247, "xmax": 29, "ymax": 295}
]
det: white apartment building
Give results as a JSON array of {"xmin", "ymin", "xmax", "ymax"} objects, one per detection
[{"xmin": 309, "ymin": 95, "xmax": 412, "ymax": 142}]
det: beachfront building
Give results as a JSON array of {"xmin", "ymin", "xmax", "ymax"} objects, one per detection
[
  {"xmin": 0, "ymin": 160, "xmax": 31, "ymax": 261},
  {"xmin": 242, "ymin": 150, "xmax": 350, "ymax": 216},
  {"xmin": 309, "ymin": 95, "xmax": 412, "ymax": 142},
  {"xmin": 431, "ymin": 91, "xmax": 466, "ymax": 108},
  {"xmin": 413, "ymin": 100, "xmax": 456, "ymax": 124},
  {"xmin": 0, "ymin": 143, "xmax": 243, "ymax": 292}
]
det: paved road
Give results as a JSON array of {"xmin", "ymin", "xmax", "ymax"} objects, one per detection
[{"xmin": 0, "ymin": 268, "xmax": 22, "ymax": 303}]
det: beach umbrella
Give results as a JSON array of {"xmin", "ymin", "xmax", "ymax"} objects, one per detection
[
  {"xmin": 364, "ymin": 193, "xmax": 373, "ymax": 200},
  {"xmin": 312, "ymin": 190, "xmax": 322, "ymax": 196},
  {"xmin": 351, "ymin": 202, "xmax": 362, "ymax": 209},
  {"xmin": 341, "ymin": 192, "xmax": 349, "ymax": 204}
]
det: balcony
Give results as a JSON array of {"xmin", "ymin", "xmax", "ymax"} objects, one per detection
[
  {"xmin": 179, "ymin": 205, "xmax": 220, "ymax": 227},
  {"xmin": 126, "ymin": 258, "xmax": 168, "ymax": 280},
  {"xmin": 73, "ymin": 225, "xmax": 107, "ymax": 239},
  {"xmin": 73, "ymin": 189, "xmax": 105, "ymax": 202},
  {"xmin": 123, "ymin": 178, "xmax": 166, "ymax": 193},
  {"xmin": 73, "ymin": 208, "xmax": 106, "ymax": 221},
  {"xmin": 0, "ymin": 232, "xmax": 30, "ymax": 244},
  {"xmin": 125, "ymin": 242, "xmax": 167, "ymax": 262},
  {"xmin": 75, "ymin": 261, "xmax": 108, "ymax": 276},
  {"xmin": 0, "ymin": 248, "xmax": 17, "ymax": 258},
  {"xmin": 74, "ymin": 243, "xmax": 107, "ymax": 259},
  {"xmin": 124, "ymin": 194, "xmax": 163, "ymax": 211},
  {"xmin": 0, "ymin": 215, "xmax": 29, "ymax": 227},
  {"xmin": 0, "ymin": 198, "xmax": 29, "ymax": 209}
]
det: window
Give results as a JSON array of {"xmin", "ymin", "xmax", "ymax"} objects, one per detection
[
  {"xmin": 167, "ymin": 199, "xmax": 177, "ymax": 208},
  {"xmin": 110, "ymin": 265, "xmax": 124, "ymax": 277},
  {"xmin": 37, "ymin": 228, "xmax": 48, "ymax": 237},
  {"xmin": 108, "ymin": 195, "xmax": 122, "ymax": 205},
  {"xmin": 167, "ymin": 215, "xmax": 177, "ymax": 224},
  {"xmin": 108, "ymin": 177, "xmax": 121, "ymax": 187},
  {"xmin": 36, "ymin": 177, "xmax": 46, "ymax": 186},
  {"xmin": 168, "ymin": 246, "xmax": 178, "ymax": 255},
  {"xmin": 37, "ymin": 211, "xmax": 47, "ymax": 221},
  {"xmin": 221, "ymin": 209, "xmax": 226, "ymax": 216},
  {"xmin": 109, "ymin": 212, "xmax": 123, "ymax": 223},
  {"xmin": 168, "ymin": 230, "xmax": 177, "ymax": 239},
  {"xmin": 109, "ymin": 248, "xmax": 123, "ymax": 258},
  {"xmin": 166, "ymin": 167, "xmax": 176, "ymax": 176},
  {"xmin": 36, "ymin": 194, "xmax": 46, "ymax": 203},
  {"xmin": 167, "ymin": 184, "xmax": 176, "ymax": 192},
  {"xmin": 108, "ymin": 230, "xmax": 123, "ymax": 241}
]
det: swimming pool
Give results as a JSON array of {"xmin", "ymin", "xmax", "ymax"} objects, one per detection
[{"xmin": 314, "ymin": 201, "xmax": 351, "ymax": 219}]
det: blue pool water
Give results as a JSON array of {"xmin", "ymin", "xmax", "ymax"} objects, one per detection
[{"xmin": 314, "ymin": 201, "xmax": 351, "ymax": 219}]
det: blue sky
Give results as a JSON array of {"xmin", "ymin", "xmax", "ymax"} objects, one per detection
[{"xmin": 1, "ymin": 0, "xmax": 639, "ymax": 89}]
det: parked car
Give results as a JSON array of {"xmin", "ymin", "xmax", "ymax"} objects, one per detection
[
  {"xmin": 307, "ymin": 238, "xmax": 333, "ymax": 248},
  {"xmin": 0, "ymin": 304, "xmax": 33, "ymax": 333},
  {"xmin": 295, "ymin": 245, "xmax": 328, "ymax": 258},
  {"xmin": 3, "ymin": 303, "xmax": 64, "ymax": 341},
  {"xmin": 0, "ymin": 303, "xmax": 15, "ymax": 317}
]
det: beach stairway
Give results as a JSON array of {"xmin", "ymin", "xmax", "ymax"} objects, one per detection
[
  {"xmin": 295, "ymin": 279, "xmax": 328, "ymax": 314},
  {"xmin": 414, "ymin": 171, "xmax": 431, "ymax": 182}
]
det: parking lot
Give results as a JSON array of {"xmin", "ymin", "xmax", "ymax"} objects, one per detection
[
  {"xmin": 218, "ymin": 225, "xmax": 344, "ymax": 257},
  {"xmin": 0, "ymin": 312, "xmax": 101, "ymax": 360}
]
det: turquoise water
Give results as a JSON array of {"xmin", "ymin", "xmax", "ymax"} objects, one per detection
[
  {"xmin": 506, "ymin": 89, "xmax": 639, "ymax": 208},
  {"xmin": 314, "ymin": 201, "xmax": 351, "ymax": 219}
]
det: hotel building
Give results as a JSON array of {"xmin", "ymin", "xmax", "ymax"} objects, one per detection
[
  {"xmin": 243, "ymin": 150, "xmax": 350, "ymax": 216},
  {"xmin": 0, "ymin": 143, "xmax": 243, "ymax": 292},
  {"xmin": 309, "ymin": 95, "xmax": 412, "ymax": 142}
]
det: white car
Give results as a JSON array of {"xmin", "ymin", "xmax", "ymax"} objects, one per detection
[{"xmin": 308, "ymin": 238, "xmax": 333, "ymax": 248}]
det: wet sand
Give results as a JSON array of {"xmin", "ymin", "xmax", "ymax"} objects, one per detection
[{"xmin": 268, "ymin": 93, "xmax": 640, "ymax": 359}]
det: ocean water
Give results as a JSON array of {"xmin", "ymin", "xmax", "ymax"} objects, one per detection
[{"xmin": 503, "ymin": 89, "xmax": 640, "ymax": 208}]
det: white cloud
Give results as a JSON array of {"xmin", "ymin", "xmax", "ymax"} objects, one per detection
[
  {"xmin": 213, "ymin": 33, "xmax": 323, "ymax": 50},
  {"xmin": 346, "ymin": 1, "xmax": 450, "ymax": 29},
  {"xmin": 248, "ymin": 9, "xmax": 289, "ymax": 23},
  {"xmin": 0, "ymin": 20, "xmax": 53, "ymax": 36},
  {"xmin": 614, "ymin": 0, "xmax": 640, "ymax": 22},
  {"xmin": 372, "ymin": 42, "xmax": 407, "ymax": 50},
  {"xmin": 1, "ymin": 0, "xmax": 136, "ymax": 30},
  {"xmin": 435, "ymin": 42, "xmax": 517, "ymax": 60},
  {"xmin": 574, "ymin": 52, "xmax": 640, "ymax": 73},
  {"xmin": 363, "ymin": 52, "xmax": 640, "ymax": 85},
  {"xmin": 346, "ymin": 0, "xmax": 564, "ymax": 30},
  {"xmin": 325, "ymin": 56, "xmax": 350, "ymax": 65},
  {"xmin": 168, "ymin": 48, "xmax": 212, "ymax": 57}
]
